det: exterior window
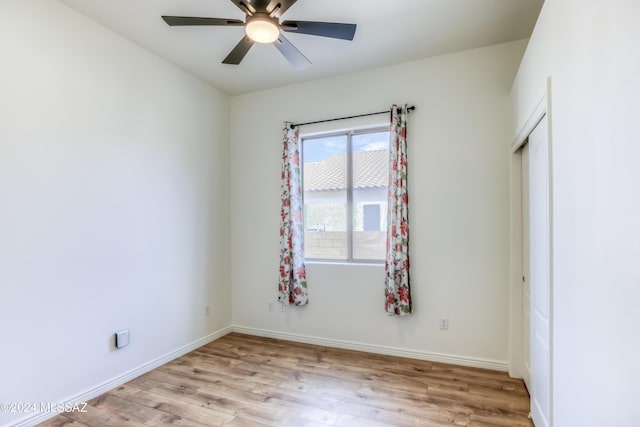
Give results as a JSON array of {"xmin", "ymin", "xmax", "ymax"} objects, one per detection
[
  {"xmin": 302, "ymin": 128, "xmax": 389, "ymax": 262},
  {"xmin": 363, "ymin": 204, "xmax": 381, "ymax": 231}
]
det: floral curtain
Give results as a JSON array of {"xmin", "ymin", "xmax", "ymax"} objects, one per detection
[
  {"xmin": 278, "ymin": 123, "xmax": 309, "ymax": 306},
  {"xmin": 385, "ymin": 104, "xmax": 411, "ymax": 316}
]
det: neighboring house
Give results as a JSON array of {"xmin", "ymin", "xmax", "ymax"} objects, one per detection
[{"xmin": 303, "ymin": 149, "xmax": 388, "ymax": 260}]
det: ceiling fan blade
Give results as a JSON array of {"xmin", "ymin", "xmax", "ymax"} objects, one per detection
[
  {"xmin": 229, "ymin": 0, "xmax": 256, "ymax": 15},
  {"xmin": 273, "ymin": 33, "xmax": 311, "ymax": 70},
  {"xmin": 281, "ymin": 21, "xmax": 357, "ymax": 40},
  {"xmin": 162, "ymin": 16, "xmax": 244, "ymax": 27},
  {"xmin": 266, "ymin": 0, "xmax": 298, "ymax": 18},
  {"xmin": 223, "ymin": 36, "xmax": 255, "ymax": 65},
  {"xmin": 229, "ymin": 0, "xmax": 296, "ymax": 17}
]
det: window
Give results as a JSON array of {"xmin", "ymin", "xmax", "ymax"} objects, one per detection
[{"xmin": 302, "ymin": 128, "xmax": 389, "ymax": 262}]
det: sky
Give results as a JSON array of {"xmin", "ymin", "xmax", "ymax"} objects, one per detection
[{"xmin": 302, "ymin": 131, "xmax": 389, "ymax": 163}]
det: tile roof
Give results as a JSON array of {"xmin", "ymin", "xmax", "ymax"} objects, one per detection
[{"xmin": 304, "ymin": 149, "xmax": 388, "ymax": 192}]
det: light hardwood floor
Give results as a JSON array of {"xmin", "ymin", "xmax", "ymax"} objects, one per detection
[{"xmin": 38, "ymin": 333, "xmax": 532, "ymax": 427}]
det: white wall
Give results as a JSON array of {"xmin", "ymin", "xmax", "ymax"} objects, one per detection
[
  {"xmin": 230, "ymin": 40, "xmax": 527, "ymax": 366},
  {"xmin": 511, "ymin": 0, "xmax": 640, "ymax": 425},
  {"xmin": 0, "ymin": 1, "xmax": 231, "ymax": 425}
]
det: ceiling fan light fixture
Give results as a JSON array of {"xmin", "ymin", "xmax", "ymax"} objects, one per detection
[
  {"xmin": 245, "ymin": 14, "xmax": 280, "ymax": 43},
  {"xmin": 162, "ymin": 1, "xmax": 357, "ymax": 68}
]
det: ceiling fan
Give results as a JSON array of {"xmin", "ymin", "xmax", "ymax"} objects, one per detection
[{"xmin": 161, "ymin": 0, "xmax": 357, "ymax": 70}]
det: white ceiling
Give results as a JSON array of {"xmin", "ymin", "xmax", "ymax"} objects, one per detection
[{"xmin": 58, "ymin": 0, "xmax": 544, "ymax": 95}]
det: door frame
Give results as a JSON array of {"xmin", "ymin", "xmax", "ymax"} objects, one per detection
[
  {"xmin": 521, "ymin": 142, "xmax": 531, "ymax": 391},
  {"xmin": 508, "ymin": 77, "xmax": 554, "ymax": 425}
]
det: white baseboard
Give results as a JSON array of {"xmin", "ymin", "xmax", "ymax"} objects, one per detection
[
  {"xmin": 232, "ymin": 325, "xmax": 508, "ymax": 372},
  {"xmin": 10, "ymin": 326, "xmax": 233, "ymax": 427}
]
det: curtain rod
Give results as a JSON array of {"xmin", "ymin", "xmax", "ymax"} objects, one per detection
[{"xmin": 290, "ymin": 105, "xmax": 415, "ymax": 129}]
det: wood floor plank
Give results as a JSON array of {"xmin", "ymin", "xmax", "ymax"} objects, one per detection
[
  {"xmin": 276, "ymin": 415, "xmax": 335, "ymax": 427},
  {"xmin": 91, "ymin": 394, "xmax": 179, "ymax": 425},
  {"xmin": 187, "ymin": 387, "xmax": 286, "ymax": 426},
  {"xmin": 221, "ymin": 416, "xmax": 272, "ymax": 427},
  {"xmin": 248, "ymin": 382, "xmax": 340, "ymax": 411},
  {"xmin": 334, "ymin": 414, "xmax": 399, "ymax": 427},
  {"xmin": 354, "ymin": 384, "xmax": 471, "ymax": 419},
  {"xmin": 111, "ymin": 384, "xmax": 233, "ymax": 426},
  {"xmin": 37, "ymin": 415, "xmax": 91, "ymax": 427},
  {"xmin": 332, "ymin": 399, "xmax": 423, "ymax": 426},
  {"xmin": 469, "ymin": 412, "xmax": 534, "ymax": 427},
  {"xmin": 420, "ymin": 410, "xmax": 470, "ymax": 427},
  {"xmin": 37, "ymin": 333, "xmax": 531, "ymax": 427},
  {"xmin": 63, "ymin": 404, "xmax": 147, "ymax": 427},
  {"xmin": 426, "ymin": 386, "xmax": 530, "ymax": 414}
]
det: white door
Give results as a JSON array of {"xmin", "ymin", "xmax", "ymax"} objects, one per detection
[
  {"xmin": 521, "ymin": 144, "xmax": 531, "ymax": 391},
  {"xmin": 528, "ymin": 116, "xmax": 551, "ymax": 427}
]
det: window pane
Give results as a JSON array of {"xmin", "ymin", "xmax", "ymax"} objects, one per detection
[
  {"xmin": 352, "ymin": 131, "xmax": 389, "ymax": 260},
  {"xmin": 303, "ymin": 135, "xmax": 348, "ymax": 260}
]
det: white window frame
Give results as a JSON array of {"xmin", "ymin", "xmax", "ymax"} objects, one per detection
[{"xmin": 301, "ymin": 126, "xmax": 389, "ymax": 264}]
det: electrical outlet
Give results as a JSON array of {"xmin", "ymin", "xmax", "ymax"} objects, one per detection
[
  {"xmin": 268, "ymin": 301, "xmax": 274, "ymax": 311},
  {"xmin": 204, "ymin": 305, "xmax": 210, "ymax": 316},
  {"xmin": 115, "ymin": 329, "xmax": 129, "ymax": 349},
  {"xmin": 280, "ymin": 302, "xmax": 286, "ymax": 312},
  {"xmin": 439, "ymin": 318, "xmax": 449, "ymax": 330}
]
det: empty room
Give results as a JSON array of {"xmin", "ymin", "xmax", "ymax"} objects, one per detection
[{"xmin": 1, "ymin": 1, "xmax": 639, "ymax": 426}]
